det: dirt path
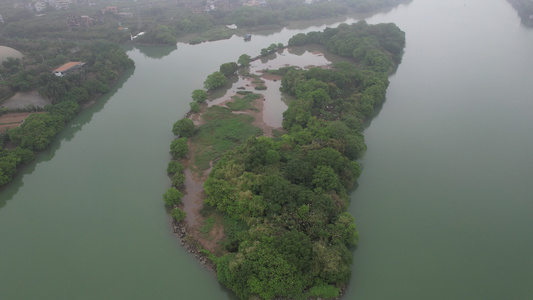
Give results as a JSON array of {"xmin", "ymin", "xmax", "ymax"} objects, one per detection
[{"xmin": 178, "ymin": 72, "xmax": 285, "ymax": 255}]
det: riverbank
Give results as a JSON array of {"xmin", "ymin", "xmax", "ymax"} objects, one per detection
[
  {"xmin": 0, "ymin": 42, "xmax": 134, "ymax": 187},
  {"xmin": 176, "ymin": 73, "xmax": 282, "ymax": 257}
]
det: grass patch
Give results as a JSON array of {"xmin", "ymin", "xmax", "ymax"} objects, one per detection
[
  {"xmin": 191, "ymin": 106, "xmax": 262, "ymax": 172},
  {"xmin": 226, "ymin": 93, "xmax": 261, "ymax": 111},
  {"xmin": 200, "ymin": 217, "xmax": 215, "ymax": 236},
  {"xmin": 189, "ymin": 26, "xmax": 234, "ymax": 44}
]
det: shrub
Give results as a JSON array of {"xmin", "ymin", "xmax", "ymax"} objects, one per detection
[
  {"xmin": 162, "ymin": 188, "xmax": 183, "ymax": 207},
  {"xmin": 171, "ymin": 207, "xmax": 186, "ymax": 222}
]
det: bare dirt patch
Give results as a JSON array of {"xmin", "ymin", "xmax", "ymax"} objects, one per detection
[
  {"xmin": 0, "ymin": 91, "xmax": 51, "ymax": 110},
  {"xmin": 0, "ymin": 112, "xmax": 42, "ymax": 131},
  {"xmin": 176, "ymin": 71, "xmax": 286, "ymax": 259}
]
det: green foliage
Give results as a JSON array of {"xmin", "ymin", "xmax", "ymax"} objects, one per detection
[
  {"xmin": 308, "ymin": 284, "xmax": 340, "ymax": 298},
  {"xmin": 167, "ymin": 160, "xmax": 184, "ymax": 175},
  {"xmin": 200, "ymin": 217, "xmax": 215, "ymax": 236},
  {"xmin": 137, "ymin": 25, "xmax": 178, "ymax": 45},
  {"xmin": 219, "ymin": 62, "xmax": 239, "ymax": 77},
  {"xmin": 237, "ymin": 54, "xmax": 251, "ymax": 67},
  {"xmin": 191, "ymin": 106, "xmax": 262, "ymax": 172},
  {"xmin": 172, "ymin": 172, "xmax": 186, "ymax": 187},
  {"xmin": 204, "ymin": 71, "xmax": 227, "ymax": 91},
  {"xmin": 191, "ymin": 89, "xmax": 208, "ymax": 103},
  {"xmin": 190, "ymin": 101, "xmax": 200, "ymax": 113},
  {"xmin": 0, "ymin": 147, "xmax": 34, "ymax": 185},
  {"xmin": 172, "ymin": 118, "xmax": 195, "ymax": 137},
  {"xmin": 170, "ymin": 137, "xmax": 189, "ymax": 160},
  {"xmin": 9, "ymin": 113, "xmax": 64, "ymax": 151},
  {"xmin": 171, "ymin": 207, "xmax": 187, "ymax": 222},
  {"xmin": 226, "ymin": 93, "xmax": 261, "ymax": 111},
  {"xmin": 162, "ymin": 187, "xmax": 183, "ymax": 207},
  {"xmin": 260, "ymin": 48, "xmax": 270, "ymax": 56},
  {"xmin": 161, "ymin": 18, "xmax": 405, "ymax": 300}
]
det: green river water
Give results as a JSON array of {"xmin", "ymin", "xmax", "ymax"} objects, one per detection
[{"xmin": 1, "ymin": 0, "xmax": 532, "ymax": 299}]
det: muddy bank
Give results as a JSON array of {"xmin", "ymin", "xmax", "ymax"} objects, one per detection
[{"xmin": 172, "ymin": 219, "xmax": 217, "ymax": 272}]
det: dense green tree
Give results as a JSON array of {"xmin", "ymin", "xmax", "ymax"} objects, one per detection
[
  {"xmin": 190, "ymin": 101, "xmax": 200, "ymax": 113},
  {"xmin": 172, "ymin": 118, "xmax": 195, "ymax": 137},
  {"xmin": 204, "ymin": 71, "xmax": 226, "ymax": 90},
  {"xmin": 219, "ymin": 62, "xmax": 239, "ymax": 77},
  {"xmin": 171, "ymin": 207, "xmax": 186, "ymax": 222},
  {"xmin": 167, "ymin": 160, "xmax": 185, "ymax": 175},
  {"xmin": 237, "ymin": 54, "xmax": 251, "ymax": 67},
  {"xmin": 170, "ymin": 137, "xmax": 189, "ymax": 160},
  {"xmin": 163, "ymin": 187, "xmax": 183, "ymax": 207},
  {"xmin": 191, "ymin": 89, "xmax": 208, "ymax": 103}
]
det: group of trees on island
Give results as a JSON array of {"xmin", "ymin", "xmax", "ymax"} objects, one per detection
[
  {"xmin": 164, "ymin": 21, "xmax": 405, "ymax": 299},
  {"xmin": 0, "ymin": 41, "xmax": 134, "ymax": 187}
]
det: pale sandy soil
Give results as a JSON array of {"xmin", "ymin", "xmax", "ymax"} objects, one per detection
[{"xmin": 0, "ymin": 91, "xmax": 51, "ymax": 110}]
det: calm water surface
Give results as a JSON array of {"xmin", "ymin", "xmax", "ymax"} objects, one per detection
[{"xmin": 0, "ymin": 0, "xmax": 532, "ymax": 299}]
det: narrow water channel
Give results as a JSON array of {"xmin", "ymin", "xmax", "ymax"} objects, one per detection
[{"xmin": 0, "ymin": 1, "xmax": 531, "ymax": 299}]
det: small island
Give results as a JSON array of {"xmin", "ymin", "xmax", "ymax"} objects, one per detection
[{"xmin": 165, "ymin": 21, "xmax": 405, "ymax": 299}]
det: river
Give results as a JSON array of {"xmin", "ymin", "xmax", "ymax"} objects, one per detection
[{"xmin": 0, "ymin": 0, "xmax": 532, "ymax": 299}]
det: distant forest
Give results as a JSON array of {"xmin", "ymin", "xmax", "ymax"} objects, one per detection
[
  {"xmin": 0, "ymin": 0, "xmax": 411, "ymax": 44},
  {"xmin": 508, "ymin": 0, "xmax": 533, "ymax": 26}
]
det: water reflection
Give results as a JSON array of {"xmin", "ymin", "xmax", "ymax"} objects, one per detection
[
  {"xmin": 0, "ymin": 67, "xmax": 134, "ymax": 210},
  {"xmin": 122, "ymin": 44, "xmax": 178, "ymax": 59}
]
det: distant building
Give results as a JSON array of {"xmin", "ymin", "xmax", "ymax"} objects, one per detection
[
  {"xmin": 67, "ymin": 15, "xmax": 94, "ymax": 29},
  {"xmin": 117, "ymin": 12, "xmax": 133, "ymax": 18},
  {"xmin": 101, "ymin": 6, "xmax": 118, "ymax": 14},
  {"xmin": 53, "ymin": 61, "xmax": 84, "ymax": 77},
  {"xmin": 35, "ymin": 1, "xmax": 48, "ymax": 12},
  {"xmin": 54, "ymin": 0, "xmax": 70, "ymax": 10},
  {"xmin": 80, "ymin": 15, "xmax": 94, "ymax": 26}
]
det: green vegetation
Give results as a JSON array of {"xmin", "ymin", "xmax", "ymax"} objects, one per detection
[
  {"xmin": 190, "ymin": 101, "xmax": 200, "ymax": 113},
  {"xmin": 191, "ymin": 105, "xmax": 262, "ymax": 173},
  {"xmin": 135, "ymin": 25, "xmax": 177, "ymax": 45},
  {"xmin": 204, "ymin": 71, "xmax": 227, "ymax": 91},
  {"xmin": 226, "ymin": 93, "xmax": 261, "ymax": 111},
  {"xmin": 195, "ymin": 22, "xmax": 404, "ymax": 299},
  {"xmin": 163, "ymin": 187, "xmax": 183, "ymax": 207},
  {"xmin": 0, "ymin": 0, "xmax": 411, "ymax": 45},
  {"xmin": 191, "ymin": 89, "xmax": 208, "ymax": 103},
  {"xmin": 0, "ymin": 41, "xmax": 134, "ymax": 187},
  {"xmin": 172, "ymin": 118, "xmax": 195, "ymax": 138},
  {"xmin": 200, "ymin": 216, "xmax": 215, "ymax": 236},
  {"xmin": 219, "ymin": 62, "xmax": 239, "ymax": 77},
  {"xmin": 171, "ymin": 207, "xmax": 187, "ymax": 222},
  {"xmin": 170, "ymin": 137, "xmax": 189, "ymax": 160},
  {"xmin": 238, "ymin": 54, "xmax": 251, "ymax": 67}
]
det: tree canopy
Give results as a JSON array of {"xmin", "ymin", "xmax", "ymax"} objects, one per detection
[
  {"xmin": 172, "ymin": 118, "xmax": 195, "ymax": 137},
  {"xmin": 204, "ymin": 71, "xmax": 227, "ymax": 90}
]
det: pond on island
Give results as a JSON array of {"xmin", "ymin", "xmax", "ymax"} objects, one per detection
[{"xmin": 0, "ymin": 0, "xmax": 532, "ymax": 299}]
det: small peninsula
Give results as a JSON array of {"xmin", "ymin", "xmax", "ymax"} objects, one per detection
[{"xmin": 165, "ymin": 21, "xmax": 405, "ymax": 299}]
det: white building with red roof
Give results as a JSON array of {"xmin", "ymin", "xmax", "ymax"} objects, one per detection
[{"xmin": 53, "ymin": 61, "xmax": 85, "ymax": 77}]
